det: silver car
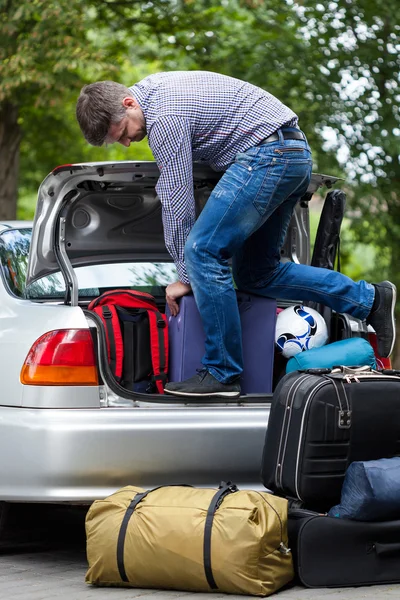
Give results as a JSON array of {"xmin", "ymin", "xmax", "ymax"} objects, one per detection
[{"xmin": 0, "ymin": 162, "xmax": 340, "ymax": 514}]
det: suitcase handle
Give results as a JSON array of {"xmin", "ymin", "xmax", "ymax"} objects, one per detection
[
  {"xmin": 303, "ymin": 368, "xmax": 332, "ymax": 375},
  {"xmin": 303, "ymin": 366, "xmax": 376, "ymax": 376},
  {"xmin": 373, "ymin": 542, "xmax": 400, "ymax": 557},
  {"xmin": 331, "ymin": 365, "xmax": 377, "ymax": 375}
]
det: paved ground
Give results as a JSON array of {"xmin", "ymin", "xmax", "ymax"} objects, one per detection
[{"xmin": 0, "ymin": 505, "xmax": 399, "ymax": 600}]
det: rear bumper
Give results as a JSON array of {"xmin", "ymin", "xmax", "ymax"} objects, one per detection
[{"xmin": 0, "ymin": 405, "xmax": 269, "ymax": 502}]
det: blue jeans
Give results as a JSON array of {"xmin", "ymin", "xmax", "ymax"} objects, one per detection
[{"xmin": 184, "ymin": 132, "xmax": 375, "ymax": 383}]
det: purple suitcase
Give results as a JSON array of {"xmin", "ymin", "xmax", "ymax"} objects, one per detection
[{"xmin": 166, "ymin": 293, "xmax": 276, "ymax": 394}]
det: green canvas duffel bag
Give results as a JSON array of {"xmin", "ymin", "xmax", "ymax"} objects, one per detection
[{"xmin": 85, "ymin": 482, "xmax": 294, "ymax": 596}]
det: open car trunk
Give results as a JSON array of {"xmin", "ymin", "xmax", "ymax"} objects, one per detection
[{"xmin": 26, "ymin": 161, "xmax": 342, "ymax": 403}]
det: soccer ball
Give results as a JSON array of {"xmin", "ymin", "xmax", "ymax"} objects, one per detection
[{"xmin": 275, "ymin": 305, "xmax": 328, "ymax": 358}]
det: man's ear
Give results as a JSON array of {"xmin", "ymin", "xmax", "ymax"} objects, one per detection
[{"xmin": 122, "ymin": 96, "xmax": 138, "ymax": 109}]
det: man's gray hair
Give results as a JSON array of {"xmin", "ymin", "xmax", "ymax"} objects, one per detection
[{"xmin": 76, "ymin": 81, "xmax": 133, "ymax": 146}]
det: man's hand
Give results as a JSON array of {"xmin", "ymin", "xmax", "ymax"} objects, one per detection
[{"xmin": 166, "ymin": 281, "xmax": 192, "ymax": 316}]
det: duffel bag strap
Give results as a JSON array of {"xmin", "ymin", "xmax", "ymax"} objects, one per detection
[
  {"xmin": 116, "ymin": 491, "xmax": 149, "ymax": 582},
  {"xmin": 116, "ymin": 484, "xmax": 193, "ymax": 582},
  {"xmin": 203, "ymin": 482, "xmax": 239, "ymax": 590}
]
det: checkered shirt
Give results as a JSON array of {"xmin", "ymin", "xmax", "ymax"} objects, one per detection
[{"xmin": 130, "ymin": 71, "xmax": 298, "ymax": 284}]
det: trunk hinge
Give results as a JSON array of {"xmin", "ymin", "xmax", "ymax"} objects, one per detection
[{"xmin": 58, "ymin": 216, "xmax": 78, "ymax": 306}]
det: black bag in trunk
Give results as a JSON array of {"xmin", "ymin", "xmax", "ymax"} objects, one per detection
[
  {"xmin": 306, "ymin": 189, "xmax": 347, "ymax": 339},
  {"xmin": 261, "ymin": 367, "xmax": 400, "ymax": 511},
  {"xmin": 310, "ymin": 189, "xmax": 346, "ymax": 271},
  {"xmin": 117, "ymin": 308, "xmax": 153, "ymax": 391},
  {"xmin": 288, "ymin": 509, "xmax": 400, "ymax": 587}
]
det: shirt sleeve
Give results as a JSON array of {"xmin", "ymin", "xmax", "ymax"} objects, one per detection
[{"xmin": 149, "ymin": 115, "xmax": 195, "ymax": 285}]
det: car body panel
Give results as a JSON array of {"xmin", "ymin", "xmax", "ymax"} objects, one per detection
[
  {"xmin": 21, "ymin": 385, "xmax": 101, "ymax": 409},
  {"xmin": 0, "ymin": 404, "xmax": 269, "ymax": 501}
]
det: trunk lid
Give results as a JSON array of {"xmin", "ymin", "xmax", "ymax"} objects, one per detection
[{"xmin": 26, "ymin": 160, "xmax": 340, "ymax": 301}]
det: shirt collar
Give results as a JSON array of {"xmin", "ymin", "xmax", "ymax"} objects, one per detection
[{"xmin": 129, "ymin": 84, "xmax": 148, "ymax": 117}]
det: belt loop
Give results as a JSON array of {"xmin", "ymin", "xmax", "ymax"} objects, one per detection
[{"xmin": 277, "ymin": 128, "xmax": 284, "ymax": 144}]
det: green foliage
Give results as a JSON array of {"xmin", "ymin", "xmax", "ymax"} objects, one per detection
[
  {"xmin": 18, "ymin": 62, "xmax": 157, "ymax": 201},
  {"xmin": 309, "ymin": 207, "xmax": 377, "ymax": 282},
  {"xmin": 297, "ymin": 0, "xmax": 400, "ymax": 285},
  {"xmin": 0, "ymin": 0, "xmax": 117, "ymax": 215},
  {"xmin": 4, "ymin": 0, "xmax": 399, "ymax": 295},
  {"xmin": 99, "ymin": 0, "xmax": 342, "ymax": 173},
  {"xmin": 0, "ymin": 0, "xmax": 109, "ymax": 104},
  {"xmin": 0, "ymin": 0, "xmax": 159, "ymax": 208}
]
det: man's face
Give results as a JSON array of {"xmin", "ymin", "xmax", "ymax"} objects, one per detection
[{"xmin": 107, "ymin": 97, "xmax": 146, "ymax": 147}]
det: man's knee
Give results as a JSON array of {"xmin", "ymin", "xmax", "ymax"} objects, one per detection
[
  {"xmin": 184, "ymin": 236, "xmax": 211, "ymax": 275},
  {"xmin": 184, "ymin": 236, "xmax": 198, "ymax": 269},
  {"xmin": 185, "ymin": 236, "xmax": 218, "ymax": 266}
]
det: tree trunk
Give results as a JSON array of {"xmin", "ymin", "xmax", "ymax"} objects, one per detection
[{"xmin": 0, "ymin": 102, "xmax": 21, "ymax": 220}]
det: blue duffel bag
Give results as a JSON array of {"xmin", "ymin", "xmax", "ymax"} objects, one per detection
[
  {"xmin": 328, "ymin": 457, "xmax": 400, "ymax": 521},
  {"xmin": 286, "ymin": 337, "xmax": 376, "ymax": 374}
]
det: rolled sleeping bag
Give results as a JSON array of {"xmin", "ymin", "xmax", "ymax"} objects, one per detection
[
  {"xmin": 286, "ymin": 337, "xmax": 376, "ymax": 374},
  {"xmin": 328, "ymin": 457, "xmax": 400, "ymax": 521}
]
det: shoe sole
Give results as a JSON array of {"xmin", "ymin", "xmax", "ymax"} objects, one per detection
[
  {"xmin": 164, "ymin": 389, "xmax": 241, "ymax": 398},
  {"xmin": 385, "ymin": 281, "xmax": 397, "ymax": 358}
]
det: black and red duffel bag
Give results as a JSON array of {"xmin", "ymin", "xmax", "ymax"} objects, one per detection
[{"xmin": 88, "ymin": 290, "xmax": 168, "ymax": 394}]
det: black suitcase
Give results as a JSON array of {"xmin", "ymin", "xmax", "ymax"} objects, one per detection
[
  {"xmin": 288, "ymin": 509, "xmax": 400, "ymax": 587},
  {"xmin": 262, "ymin": 366, "xmax": 400, "ymax": 511}
]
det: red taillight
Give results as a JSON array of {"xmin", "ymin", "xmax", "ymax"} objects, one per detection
[
  {"xmin": 21, "ymin": 329, "xmax": 98, "ymax": 386},
  {"xmin": 52, "ymin": 164, "xmax": 83, "ymax": 174},
  {"xmin": 368, "ymin": 332, "xmax": 392, "ymax": 370}
]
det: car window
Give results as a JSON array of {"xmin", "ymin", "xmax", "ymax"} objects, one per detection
[{"xmin": 0, "ymin": 228, "xmax": 178, "ymax": 299}]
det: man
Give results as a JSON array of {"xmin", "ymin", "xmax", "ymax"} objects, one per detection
[{"xmin": 76, "ymin": 71, "xmax": 396, "ymax": 398}]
